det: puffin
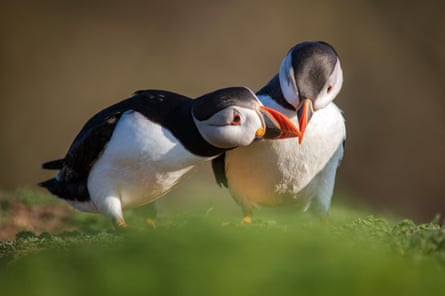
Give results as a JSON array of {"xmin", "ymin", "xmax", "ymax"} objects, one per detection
[
  {"xmin": 39, "ymin": 87, "xmax": 300, "ymax": 228},
  {"xmin": 212, "ymin": 41, "xmax": 346, "ymax": 223}
]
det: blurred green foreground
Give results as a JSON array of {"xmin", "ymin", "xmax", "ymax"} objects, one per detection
[{"xmin": 0, "ymin": 189, "xmax": 445, "ymax": 296}]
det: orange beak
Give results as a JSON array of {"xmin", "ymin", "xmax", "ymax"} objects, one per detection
[
  {"xmin": 296, "ymin": 99, "xmax": 314, "ymax": 144},
  {"xmin": 259, "ymin": 105, "xmax": 301, "ymax": 139}
]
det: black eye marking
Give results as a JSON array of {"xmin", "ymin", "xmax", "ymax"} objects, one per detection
[{"xmin": 327, "ymin": 85, "xmax": 333, "ymax": 93}]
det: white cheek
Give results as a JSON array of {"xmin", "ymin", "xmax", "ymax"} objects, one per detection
[
  {"xmin": 194, "ymin": 110, "xmax": 261, "ymax": 149},
  {"xmin": 314, "ymin": 60, "xmax": 343, "ymax": 110},
  {"xmin": 215, "ymin": 118, "xmax": 260, "ymax": 148},
  {"xmin": 201, "ymin": 126, "xmax": 253, "ymax": 149},
  {"xmin": 279, "ymin": 52, "xmax": 299, "ymax": 107}
]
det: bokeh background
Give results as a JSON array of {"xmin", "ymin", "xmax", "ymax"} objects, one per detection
[{"xmin": 1, "ymin": 0, "xmax": 444, "ymax": 223}]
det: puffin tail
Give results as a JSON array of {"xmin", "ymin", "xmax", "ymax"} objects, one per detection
[
  {"xmin": 38, "ymin": 178, "xmax": 90, "ymax": 202},
  {"xmin": 42, "ymin": 159, "xmax": 64, "ymax": 170},
  {"xmin": 38, "ymin": 178, "xmax": 62, "ymax": 197}
]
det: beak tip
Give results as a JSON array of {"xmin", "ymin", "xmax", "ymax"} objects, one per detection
[
  {"xmin": 296, "ymin": 99, "xmax": 314, "ymax": 144},
  {"xmin": 297, "ymin": 125, "xmax": 306, "ymax": 144}
]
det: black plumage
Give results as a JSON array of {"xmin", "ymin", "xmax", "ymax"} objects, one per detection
[{"xmin": 40, "ymin": 89, "xmax": 226, "ymax": 202}]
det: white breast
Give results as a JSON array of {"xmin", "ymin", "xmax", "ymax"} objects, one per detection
[
  {"xmin": 87, "ymin": 111, "xmax": 206, "ymax": 209},
  {"xmin": 225, "ymin": 97, "xmax": 345, "ymax": 213}
]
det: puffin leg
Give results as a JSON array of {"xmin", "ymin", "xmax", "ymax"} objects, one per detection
[
  {"xmin": 145, "ymin": 202, "xmax": 158, "ymax": 229},
  {"xmin": 97, "ymin": 195, "xmax": 127, "ymax": 229},
  {"xmin": 240, "ymin": 208, "xmax": 253, "ymax": 225},
  {"xmin": 115, "ymin": 218, "xmax": 129, "ymax": 229},
  {"xmin": 221, "ymin": 207, "xmax": 253, "ymax": 226}
]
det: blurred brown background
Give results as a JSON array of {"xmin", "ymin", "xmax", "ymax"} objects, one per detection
[{"xmin": 1, "ymin": 0, "xmax": 444, "ymax": 222}]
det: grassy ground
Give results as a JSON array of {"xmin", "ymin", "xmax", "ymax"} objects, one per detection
[{"xmin": 0, "ymin": 188, "xmax": 444, "ymax": 296}]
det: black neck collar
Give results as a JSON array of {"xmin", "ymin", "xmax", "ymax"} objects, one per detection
[{"xmin": 257, "ymin": 75, "xmax": 296, "ymax": 111}]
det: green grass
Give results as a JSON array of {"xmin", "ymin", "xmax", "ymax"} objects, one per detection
[{"xmin": 1, "ymin": 189, "xmax": 445, "ymax": 296}]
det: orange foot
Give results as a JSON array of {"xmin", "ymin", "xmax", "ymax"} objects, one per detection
[
  {"xmin": 146, "ymin": 218, "xmax": 157, "ymax": 230},
  {"xmin": 240, "ymin": 215, "xmax": 252, "ymax": 225},
  {"xmin": 115, "ymin": 219, "xmax": 129, "ymax": 229}
]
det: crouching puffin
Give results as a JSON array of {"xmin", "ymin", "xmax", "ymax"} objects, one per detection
[
  {"xmin": 39, "ymin": 87, "xmax": 300, "ymax": 227},
  {"xmin": 212, "ymin": 42, "xmax": 346, "ymax": 223}
]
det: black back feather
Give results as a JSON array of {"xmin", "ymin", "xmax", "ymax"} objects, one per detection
[{"xmin": 39, "ymin": 89, "xmax": 228, "ymax": 201}]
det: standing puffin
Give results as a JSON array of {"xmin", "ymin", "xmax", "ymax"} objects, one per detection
[
  {"xmin": 212, "ymin": 41, "xmax": 346, "ymax": 223},
  {"xmin": 39, "ymin": 87, "xmax": 299, "ymax": 227}
]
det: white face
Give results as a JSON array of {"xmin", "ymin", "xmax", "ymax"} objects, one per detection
[
  {"xmin": 279, "ymin": 51, "xmax": 300, "ymax": 107},
  {"xmin": 314, "ymin": 59, "xmax": 343, "ymax": 110},
  {"xmin": 193, "ymin": 106, "xmax": 264, "ymax": 149},
  {"xmin": 279, "ymin": 53, "xmax": 343, "ymax": 111}
]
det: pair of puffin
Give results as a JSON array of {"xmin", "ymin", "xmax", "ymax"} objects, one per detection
[
  {"xmin": 39, "ymin": 87, "xmax": 300, "ymax": 227},
  {"xmin": 40, "ymin": 41, "xmax": 345, "ymax": 227}
]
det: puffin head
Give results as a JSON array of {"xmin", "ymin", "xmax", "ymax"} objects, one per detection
[
  {"xmin": 278, "ymin": 41, "xmax": 343, "ymax": 143},
  {"xmin": 192, "ymin": 87, "xmax": 300, "ymax": 149}
]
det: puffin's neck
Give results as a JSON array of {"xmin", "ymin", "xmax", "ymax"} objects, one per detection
[
  {"xmin": 163, "ymin": 101, "xmax": 228, "ymax": 158},
  {"xmin": 257, "ymin": 75, "xmax": 296, "ymax": 112}
]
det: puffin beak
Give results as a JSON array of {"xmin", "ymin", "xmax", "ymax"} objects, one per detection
[
  {"xmin": 296, "ymin": 99, "xmax": 314, "ymax": 144},
  {"xmin": 258, "ymin": 106, "xmax": 301, "ymax": 139}
]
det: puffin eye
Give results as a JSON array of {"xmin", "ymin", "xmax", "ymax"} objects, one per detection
[
  {"xmin": 327, "ymin": 85, "xmax": 333, "ymax": 93},
  {"xmin": 230, "ymin": 112, "xmax": 242, "ymax": 125}
]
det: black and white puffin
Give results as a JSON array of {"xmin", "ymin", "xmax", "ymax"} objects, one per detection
[
  {"xmin": 212, "ymin": 41, "xmax": 346, "ymax": 223},
  {"xmin": 39, "ymin": 87, "xmax": 300, "ymax": 227}
]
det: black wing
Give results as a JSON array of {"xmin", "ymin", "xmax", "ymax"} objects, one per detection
[
  {"xmin": 55, "ymin": 110, "xmax": 124, "ymax": 182},
  {"xmin": 39, "ymin": 111, "xmax": 122, "ymax": 201},
  {"xmin": 39, "ymin": 90, "xmax": 192, "ymax": 201},
  {"xmin": 43, "ymin": 89, "xmax": 192, "ymax": 183},
  {"xmin": 211, "ymin": 153, "xmax": 228, "ymax": 188},
  {"xmin": 42, "ymin": 159, "xmax": 64, "ymax": 170}
]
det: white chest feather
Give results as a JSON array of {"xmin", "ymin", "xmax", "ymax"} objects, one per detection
[
  {"xmin": 87, "ymin": 111, "xmax": 205, "ymax": 209},
  {"xmin": 225, "ymin": 98, "xmax": 345, "ymax": 211}
]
